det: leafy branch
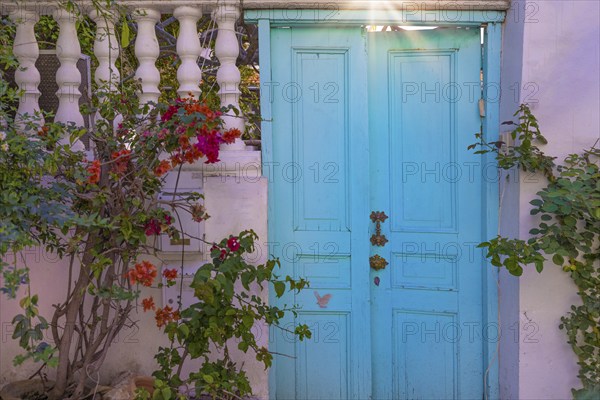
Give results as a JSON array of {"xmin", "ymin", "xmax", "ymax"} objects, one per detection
[{"xmin": 469, "ymin": 104, "xmax": 600, "ymax": 397}]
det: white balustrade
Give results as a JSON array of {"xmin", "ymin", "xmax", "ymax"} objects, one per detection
[
  {"xmin": 133, "ymin": 8, "xmax": 161, "ymax": 108},
  {"xmin": 90, "ymin": 8, "xmax": 120, "ymax": 128},
  {"xmin": 6, "ymin": 2, "xmax": 252, "ymax": 154},
  {"xmin": 10, "ymin": 9, "xmax": 43, "ymax": 130},
  {"xmin": 213, "ymin": 1, "xmax": 245, "ymax": 150},
  {"xmin": 53, "ymin": 7, "xmax": 85, "ymax": 151},
  {"xmin": 174, "ymin": 6, "xmax": 203, "ymax": 99}
]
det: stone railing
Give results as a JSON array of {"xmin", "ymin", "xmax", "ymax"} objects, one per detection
[{"xmin": 2, "ymin": 0, "xmax": 249, "ymax": 158}]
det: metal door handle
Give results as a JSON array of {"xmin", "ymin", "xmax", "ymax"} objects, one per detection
[
  {"xmin": 370, "ymin": 211, "xmax": 388, "ymax": 247},
  {"xmin": 370, "ymin": 211, "xmax": 388, "ymax": 271}
]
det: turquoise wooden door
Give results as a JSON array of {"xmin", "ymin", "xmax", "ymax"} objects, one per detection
[
  {"xmin": 368, "ymin": 29, "xmax": 484, "ymax": 399},
  {"xmin": 267, "ymin": 26, "xmax": 372, "ymax": 400},
  {"xmin": 267, "ymin": 25, "xmax": 485, "ymax": 400}
]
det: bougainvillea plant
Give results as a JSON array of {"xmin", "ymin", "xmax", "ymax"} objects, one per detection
[
  {"xmin": 133, "ymin": 230, "xmax": 310, "ymax": 400},
  {"xmin": 1, "ymin": 2, "xmax": 305, "ymax": 398},
  {"xmin": 0, "ymin": 83, "xmax": 242, "ymax": 399}
]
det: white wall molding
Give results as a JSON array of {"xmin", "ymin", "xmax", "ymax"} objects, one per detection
[{"xmin": 0, "ymin": 1, "xmax": 511, "ymax": 13}]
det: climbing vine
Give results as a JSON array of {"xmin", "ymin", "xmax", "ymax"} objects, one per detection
[{"xmin": 471, "ymin": 104, "xmax": 600, "ymax": 397}]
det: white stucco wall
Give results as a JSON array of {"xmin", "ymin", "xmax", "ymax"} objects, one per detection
[{"xmin": 500, "ymin": 1, "xmax": 600, "ymax": 398}]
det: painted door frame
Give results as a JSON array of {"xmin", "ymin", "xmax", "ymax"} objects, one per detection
[{"xmin": 247, "ymin": 9, "xmax": 505, "ymax": 399}]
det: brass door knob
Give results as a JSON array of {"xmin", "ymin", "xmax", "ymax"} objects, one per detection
[{"xmin": 370, "ymin": 255, "xmax": 388, "ymax": 271}]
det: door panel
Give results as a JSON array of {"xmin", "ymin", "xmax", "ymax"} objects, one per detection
[
  {"xmin": 268, "ymin": 26, "xmax": 371, "ymax": 400},
  {"xmin": 368, "ymin": 29, "xmax": 484, "ymax": 400}
]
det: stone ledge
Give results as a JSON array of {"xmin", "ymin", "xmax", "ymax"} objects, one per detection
[{"xmin": 180, "ymin": 150, "xmax": 262, "ymax": 178}]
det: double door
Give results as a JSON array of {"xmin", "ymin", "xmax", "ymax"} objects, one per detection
[{"xmin": 267, "ymin": 25, "xmax": 486, "ymax": 399}]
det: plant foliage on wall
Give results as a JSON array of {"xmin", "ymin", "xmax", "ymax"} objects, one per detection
[
  {"xmin": 0, "ymin": 1, "xmax": 302, "ymax": 399},
  {"xmin": 470, "ymin": 104, "xmax": 600, "ymax": 398}
]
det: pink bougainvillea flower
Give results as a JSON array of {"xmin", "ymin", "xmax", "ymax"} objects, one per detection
[{"xmin": 194, "ymin": 133, "xmax": 222, "ymax": 164}]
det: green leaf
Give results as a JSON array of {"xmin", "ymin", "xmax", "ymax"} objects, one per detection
[
  {"xmin": 563, "ymin": 215, "xmax": 577, "ymax": 226},
  {"xmin": 552, "ymin": 254, "xmax": 564, "ymax": 266},
  {"xmin": 203, "ymin": 374, "xmax": 214, "ymax": 384},
  {"xmin": 179, "ymin": 324, "xmax": 190, "ymax": 338},
  {"xmin": 273, "ymin": 281, "xmax": 285, "ymax": 297},
  {"xmin": 242, "ymin": 314, "xmax": 254, "ymax": 328},
  {"xmin": 121, "ymin": 19, "xmax": 131, "ymax": 48},
  {"xmin": 534, "ymin": 260, "xmax": 544, "ymax": 273},
  {"xmin": 161, "ymin": 387, "xmax": 172, "ymax": 399}
]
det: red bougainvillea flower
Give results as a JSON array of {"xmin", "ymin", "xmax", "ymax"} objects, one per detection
[
  {"xmin": 222, "ymin": 128, "xmax": 241, "ymax": 144},
  {"xmin": 144, "ymin": 219, "xmax": 161, "ymax": 236},
  {"xmin": 87, "ymin": 160, "xmax": 101, "ymax": 184},
  {"xmin": 161, "ymin": 104, "xmax": 179, "ymax": 122},
  {"xmin": 142, "ymin": 297, "xmax": 155, "ymax": 312},
  {"xmin": 155, "ymin": 306, "xmax": 180, "ymax": 328},
  {"xmin": 126, "ymin": 261, "xmax": 157, "ymax": 287},
  {"xmin": 227, "ymin": 237, "xmax": 240, "ymax": 252},
  {"xmin": 162, "ymin": 268, "xmax": 178, "ymax": 281},
  {"xmin": 111, "ymin": 149, "xmax": 131, "ymax": 174},
  {"xmin": 154, "ymin": 160, "xmax": 172, "ymax": 177},
  {"xmin": 210, "ymin": 245, "xmax": 227, "ymax": 261}
]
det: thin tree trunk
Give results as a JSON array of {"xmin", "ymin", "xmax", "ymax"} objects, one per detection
[{"xmin": 48, "ymin": 235, "xmax": 96, "ymax": 399}]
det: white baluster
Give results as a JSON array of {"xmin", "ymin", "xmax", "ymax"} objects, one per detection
[
  {"xmin": 10, "ymin": 9, "xmax": 43, "ymax": 130},
  {"xmin": 53, "ymin": 7, "xmax": 85, "ymax": 150},
  {"xmin": 133, "ymin": 8, "xmax": 161, "ymax": 108},
  {"xmin": 174, "ymin": 6, "xmax": 202, "ymax": 99},
  {"xmin": 90, "ymin": 8, "xmax": 120, "ymax": 127},
  {"xmin": 213, "ymin": 1, "xmax": 245, "ymax": 150}
]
